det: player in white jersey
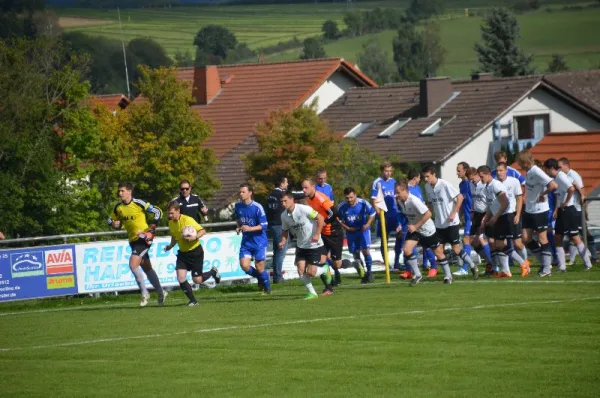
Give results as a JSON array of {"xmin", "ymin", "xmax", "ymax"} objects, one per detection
[
  {"xmin": 558, "ymin": 157, "xmax": 588, "ymax": 265},
  {"xmin": 544, "ymin": 158, "xmax": 592, "ymax": 271},
  {"xmin": 515, "ymin": 150, "xmax": 558, "ymax": 277},
  {"xmin": 495, "ymin": 162, "xmax": 531, "ymax": 277},
  {"xmin": 422, "ymin": 165, "xmax": 478, "ymax": 282},
  {"xmin": 395, "ymin": 180, "xmax": 453, "ymax": 285},
  {"xmin": 279, "ymin": 192, "xmax": 334, "ymax": 300},
  {"xmin": 465, "ymin": 167, "xmax": 495, "ymax": 273}
]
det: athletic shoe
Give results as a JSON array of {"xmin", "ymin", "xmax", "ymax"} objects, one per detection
[
  {"xmin": 409, "ymin": 275, "xmax": 423, "ymax": 287},
  {"xmin": 471, "ymin": 266, "xmax": 479, "ymax": 280},
  {"xmin": 211, "ymin": 266, "xmax": 221, "ymax": 284},
  {"xmin": 261, "ymin": 289, "xmax": 272, "ymax": 296},
  {"xmin": 187, "ymin": 301, "xmax": 199, "ymax": 307},
  {"xmin": 140, "ymin": 293, "xmax": 150, "ymax": 307},
  {"xmin": 304, "ymin": 293, "xmax": 318, "ymax": 300},
  {"xmin": 427, "ymin": 268, "xmax": 438, "ymax": 278},
  {"xmin": 452, "ymin": 268, "xmax": 469, "ymax": 276},
  {"xmin": 558, "ymin": 267, "xmax": 567, "ymax": 273},
  {"xmin": 484, "ymin": 264, "xmax": 493, "ymax": 276},
  {"xmin": 334, "ymin": 271, "xmax": 342, "ymax": 286},
  {"xmin": 520, "ymin": 260, "xmax": 531, "ymax": 277},
  {"xmin": 321, "ymin": 289, "xmax": 334, "ymax": 297},
  {"xmin": 158, "ymin": 290, "xmax": 168, "ymax": 306},
  {"xmin": 443, "ymin": 277, "xmax": 453, "ymax": 285},
  {"xmin": 399, "ymin": 271, "xmax": 411, "ymax": 279},
  {"xmin": 538, "ymin": 270, "xmax": 552, "ymax": 277},
  {"xmin": 368, "ymin": 271, "xmax": 374, "ymax": 283},
  {"xmin": 565, "ymin": 259, "xmax": 575, "ymax": 267},
  {"xmin": 584, "ymin": 266, "xmax": 593, "ymax": 271},
  {"xmin": 257, "ymin": 279, "xmax": 264, "ymax": 292},
  {"xmin": 353, "ymin": 261, "xmax": 366, "ymax": 279},
  {"xmin": 492, "ymin": 272, "xmax": 512, "ymax": 278}
]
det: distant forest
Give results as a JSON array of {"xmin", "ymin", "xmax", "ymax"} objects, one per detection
[{"xmin": 46, "ymin": 0, "xmax": 373, "ymax": 7}]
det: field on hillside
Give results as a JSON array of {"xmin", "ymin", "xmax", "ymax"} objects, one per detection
[{"xmin": 1, "ymin": 265, "xmax": 600, "ymax": 397}]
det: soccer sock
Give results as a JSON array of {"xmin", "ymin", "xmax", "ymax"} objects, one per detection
[
  {"xmin": 426, "ymin": 249, "xmax": 437, "ymax": 269},
  {"xmin": 261, "ymin": 270, "xmax": 271, "ymax": 291},
  {"xmin": 179, "ymin": 281, "xmax": 196, "ymax": 303},
  {"xmin": 555, "ymin": 246, "xmax": 566, "ymax": 268},
  {"xmin": 439, "ymin": 258, "xmax": 451, "ymax": 279},
  {"xmin": 144, "ymin": 268, "xmax": 163, "ymax": 294},
  {"xmin": 461, "ymin": 244, "xmax": 472, "ymax": 271},
  {"xmin": 406, "ymin": 254, "xmax": 422, "ymax": 278},
  {"xmin": 541, "ymin": 243, "xmax": 552, "ymax": 272},
  {"xmin": 459, "ymin": 249, "xmax": 475, "ymax": 269},
  {"xmin": 132, "ymin": 267, "xmax": 148, "ymax": 295},
  {"xmin": 482, "ymin": 243, "xmax": 493, "ymax": 264},
  {"xmin": 314, "ymin": 266, "xmax": 325, "ymax": 277},
  {"xmin": 244, "ymin": 265, "xmax": 260, "ymax": 279},
  {"xmin": 410, "ymin": 247, "xmax": 419, "ymax": 271},
  {"xmin": 520, "ymin": 247, "xmax": 528, "ymax": 262},
  {"xmin": 576, "ymin": 242, "xmax": 592, "ymax": 268},
  {"xmin": 301, "ymin": 274, "xmax": 317, "ymax": 295},
  {"xmin": 569, "ymin": 243, "xmax": 578, "ymax": 263},
  {"xmin": 527, "ymin": 241, "xmax": 542, "ymax": 264},
  {"xmin": 507, "ymin": 247, "xmax": 525, "ymax": 266},
  {"xmin": 498, "ymin": 251, "xmax": 510, "ymax": 274},
  {"xmin": 200, "ymin": 271, "xmax": 212, "ymax": 281},
  {"xmin": 491, "ymin": 250, "xmax": 500, "ymax": 272},
  {"xmin": 364, "ymin": 253, "xmax": 373, "ymax": 274},
  {"xmin": 547, "ymin": 229, "xmax": 557, "ymax": 263},
  {"xmin": 333, "ymin": 267, "xmax": 341, "ymax": 284},
  {"xmin": 326, "ymin": 257, "xmax": 333, "ymax": 266}
]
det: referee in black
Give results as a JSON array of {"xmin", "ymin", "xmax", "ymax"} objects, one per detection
[
  {"xmin": 172, "ymin": 179, "xmax": 209, "ymax": 223},
  {"xmin": 266, "ymin": 176, "xmax": 289, "ymax": 283}
]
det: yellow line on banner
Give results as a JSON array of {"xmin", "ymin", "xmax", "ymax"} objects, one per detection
[{"xmin": 379, "ymin": 211, "xmax": 390, "ymax": 284}]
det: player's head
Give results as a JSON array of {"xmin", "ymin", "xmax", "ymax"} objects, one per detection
[
  {"xmin": 407, "ymin": 168, "xmax": 420, "ymax": 184},
  {"xmin": 477, "ymin": 165, "xmax": 493, "ymax": 183},
  {"xmin": 421, "ymin": 164, "xmax": 437, "ymax": 185},
  {"xmin": 179, "ymin": 179, "xmax": 192, "ymax": 197},
  {"xmin": 495, "ymin": 162, "xmax": 508, "ymax": 181},
  {"xmin": 343, "ymin": 187, "xmax": 357, "ymax": 205},
  {"xmin": 466, "ymin": 167, "xmax": 480, "ymax": 183},
  {"xmin": 117, "ymin": 182, "xmax": 134, "ymax": 202},
  {"xmin": 280, "ymin": 191, "xmax": 295, "ymax": 211},
  {"xmin": 395, "ymin": 179, "xmax": 409, "ymax": 202},
  {"xmin": 315, "ymin": 169, "xmax": 327, "ymax": 186},
  {"xmin": 494, "ymin": 151, "xmax": 508, "ymax": 164},
  {"xmin": 515, "ymin": 150, "xmax": 534, "ymax": 169},
  {"xmin": 558, "ymin": 157, "xmax": 570, "ymax": 173},
  {"xmin": 275, "ymin": 176, "xmax": 288, "ymax": 190},
  {"xmin": 543, "ymin": 158, "xmax": 560, "ymax": 177},
  {"xmin": 380, "ymin": 161, "xmax": 393, "ymax": 180},
  {"xmin": 239, "ymin": 183, "xmax": 253, "ymax": 202},
  {"xmin": 301, "ymin": 178, "xmax": 316, "ymax": 197},
  {"xmin": 167, "ymin": 200, "xmax": 181, "ymax": 221},
  {"xmin": 456, "ymin": 161, "xmax": 469, "ymax": 179}
]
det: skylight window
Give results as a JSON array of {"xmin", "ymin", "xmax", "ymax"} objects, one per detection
[
  {"xmin": 345, "ymin": 121, "xmax": 374, "ymax": 138},
  {"xmin": 378, "ymin": 118, "xmax": 411, "ymax": 138},
  {"xmin": 420, "ymin": 118, "xmax": 442, "ymax": 136}
]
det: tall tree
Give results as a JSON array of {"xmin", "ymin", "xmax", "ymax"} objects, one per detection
[
  {"xmin": 322, "ymin": 19, "xmax": 340, "ymax": 40},
  {"xmin": 407, "ymin": 0, "xmax": 445, "ymax": 21},
  {"xmin": 0, "ymin": 0, "xmax": 46, "ymax": 38},
  {"xmin": 300, "ymin": 38, "xmax": 326, "ymax": 60},
  {"xmin": 193, "ymin": 25, "xmax": 237, "ymax": 66},
  {"xmin": 393, "ymin": 21, "xmax": 444, "ymax": 81},
  {"xmin": 127, "ymin": 37, "xmax": 173, "ymax": 83},
  {"xmin": 474, "ymin": 8, "xmax": 535, "ymax": 77},
  {"xmin": 546, "ymin": 54, "xmax": 569, "ymax": 73},
  {"xmin": 343, "ymin": 12, "xmax": 363, "ymax": 37},
  {"xmin": 421, "ymin": 21, "xmax": 446, "ymax": 77},
  {"xmin": 357, "ymin": 39, "xmax": 398, "ymax": 85}
]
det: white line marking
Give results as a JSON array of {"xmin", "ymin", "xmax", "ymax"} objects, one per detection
[{"xmin": 1, "ymin": 296, "xmax": 598, "ymax": 352}]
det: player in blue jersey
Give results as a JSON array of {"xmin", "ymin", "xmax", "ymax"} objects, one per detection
[
  {"xmin": 407, "ymin": 169, "xmax": 438, "ymax": 277},
  {"xmin": 371, "ymin": 162, "xmax": 402, "ymax": 273},
  {"xmin": 338, "ymin": 187, "xmax": 376, "ymax": 283},
  {"xmin": 234, "ymin": 183, "xmax": 271, "ymax": 294},
  {"xmin": 491, "ymin": 151, "xmax": 527, "ymax": 186},
  {"xmin": 315, "ymin": 169, "xmax": 335, "ymax": 203},
  {"xmin": 546, "ymin": 180, "xmax": 559, "ymax": 265},
  {"xmin": 454, "ymin": 162, "xmax": 474, "ymax": 276}
]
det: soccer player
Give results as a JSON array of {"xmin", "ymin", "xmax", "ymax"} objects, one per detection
[
  {"xmin": 266, "ymin": 176, "xmax": 289, "ymax": 283},
  {"xmin": 337, "ymin": 187, "xmax": 376, "ymax": 283},
  {"xmin": 164, "ymin": 201, "xmax": 221, "ymax": 306},
  {"xmin": 279, "ymin": 192, "xmax": 333, "ymax": 299},
  {"xmin": 495, "ymin": 162, "xmax": 531, "ymax": 276},
  {"xmin": 234, "ymin": 183, "xmax": 271, "ymax": 294},
  {"xmin": 478, "ymin": 166, "xmax": 514, "ymax": 278},
  {"xmin": 422, "ymin": 165, "xmax": 478, "ymax": 282},
  {"xmin": 515, "ymin": 150, "xmax": 558, "ymax": 277},
  {"xmin": 172, "ymin": 179, "xmax": 209, "ymax": 223},
  {"xmin": 371, "ymin": 162, "xmax": 402, "ymax": 272},
  {"xmin": 558, "ymin": 157, "xmax": 587, "ymax": 264},
  {"xmin": 466, "ymin": 167, "xmax": 495, "ymax": 273},
  {"xmin": 407, "ymin": 169, "xmax": 438, "ymax": 277},
  {"xmin": 108, "ymin": 182, "xmax": 167, "ymax": 307},
  {"xmin": 491, "ymin": 151, "xmax": 527, "ymax": 188},
  {"xmin": 454, "ymin": 161, "xmax": 474, "ymax": 276},
  {"xmin": 544, "ymin": 158, "xmax": 592, "ymax": 271},
  {"xmin": 395, "ymin": 180, "xmax": 452, "ymax": 286},
  {"xmin": 303, "ymin": 178, "xmax": 343, "ymax": 288},
  {"xmin": 315, "ymin": 169, "xmax": 335, "ymax": 202}
]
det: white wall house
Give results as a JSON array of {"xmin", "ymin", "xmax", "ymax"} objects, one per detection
[{"xmin": 304, "ymin": 71, "xmax": 358, "ymax": 114}]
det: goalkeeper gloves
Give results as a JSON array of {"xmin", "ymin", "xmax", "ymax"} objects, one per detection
[{"xmin": 145, "ymin": 224, "xmax": 156, "ymax": 245}]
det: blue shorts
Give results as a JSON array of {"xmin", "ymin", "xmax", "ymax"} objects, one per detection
[
  {"xmin": 239, "ymin": 244, "xmax": 267, "ymax": 262},
  {"xmin": 463, "ymin": 215, "xmax": 472, "ymax": 237},
  {"xmin": 347, "ymin": 230, "xmax": 371, "ymax": 253},
  {"xmin": 376, "ymin": 217, "xmax": 400, "ymax": 238}
]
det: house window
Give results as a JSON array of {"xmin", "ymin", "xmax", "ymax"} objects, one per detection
[
  {"xmin": 345, "ymin": 121, "xmax": 374, "ymax": 138},
  {"xmin": 378, "ymin": 118, "xmax": 411, "ymax": 138},
  {"xmin": 514, "ymin": 114, "xmax": 550, "ymax": 139},
  {"xmin": 420, "ymin": 118, "xmax": 442, "ymax": 136}
]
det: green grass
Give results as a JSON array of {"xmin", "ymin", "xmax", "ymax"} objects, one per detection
[{"xmin": 1, "ymin": 265, "xmax": 600, "ymax": 397}]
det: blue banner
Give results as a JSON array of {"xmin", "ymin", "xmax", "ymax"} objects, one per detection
[{"xmin": 0, "ymin": 245, "xmax": 78, "ymax": 302}]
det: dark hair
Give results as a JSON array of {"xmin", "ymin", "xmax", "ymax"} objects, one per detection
[
  {"xmin": 496, "ymin": 162, "xmax": 507, "ymax": 170},
  {"xmin": 558, "ymin": 157, "xmax": 570, "ymax": 166},
  {"xmin": 343, "ymin": 187, "xmax": 356, "ymax": 196},
  {"xmin": 179, "ymin": 179, "xmax": 191, "ymax": 188},
  {"xmin": 380, "ymin": 161, "xmax": 393, "ymax": 171},
  {"xmin": 395, "ymin": 179, "xmax": 409, "ymax": 190},
  {"xmin": 477, "ymin": 165, "xmax": 492, "ymax": 174},
  {"xmin": 407, "ymin": 168, "xmax": 420, "ymax": 180},
  {"xmin": 466, "ymin": 167, "xmax": 478, "ymax": 178},
  {"xmin": 167, "ymin": 200, "xmax": 181, "ymax": 210},
  {"xmin": 421, "ymin": 164, "xmax": 436, "ymax": 175},
  {"xmin": 457, "ymin": 161, "xmax": 470, "ymax": 170},
  {"xmin": 282, "ymin": 191, "xmax": 295, "ymax": 200},
  {"xmin": 118, "ymin": 182, "xmax": 134, "ymax": 191},
  {"xmin": 239, "ymin": 183, "xmax": 254, "ymax": 193},
  {"xmin": 494, "ymin": 151, "xmax": 507, "ymax": 162},
  {"xmin": 275, "ymin": 176, "xmax": 287, "ymax": 187},
  {"xmin": 543, "ymin": 158, "xmax": 559, "ymax": 170}
]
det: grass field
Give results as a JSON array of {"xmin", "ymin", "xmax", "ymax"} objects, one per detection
[{"xmin": 2, "ymin": 265, "xmax": 600, "ymax": 397}]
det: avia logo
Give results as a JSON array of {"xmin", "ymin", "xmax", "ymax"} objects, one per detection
[
  {"xmin": 45, "ymin": 248, "xmax": 75, "ymax": 275},
  {"xmin": 11, "ymin": 251, "xmax": 45, "ymax": 278}
]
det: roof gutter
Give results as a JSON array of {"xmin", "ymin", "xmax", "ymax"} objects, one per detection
[{"xmin": 539, "ymin": 80, "xmax": 600, "ymax": 121}]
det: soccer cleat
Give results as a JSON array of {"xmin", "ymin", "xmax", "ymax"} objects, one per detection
[
  {"xmin": 443, "ymin": 277, "xmax": 453, "ymax": 285},
  {"xmin": 492, "ymin": 272, "xmax": 512, "ymax": 278},
  {"xmin": 353, "ymin": 260, "xmax": 366, "ymax": 279},
  {"xmin": 304, "ymin": 293, "xmax": 318, "ymax": 300},
  {"xmin": 584, "ymin": 266, "xmax": 593, "ymax": 271},
  {"xmin": 409, "ymin": 275, "xmax": 423, "ymax": 287},
  {"xmin": 484, "ymin": 264, "xmax": 493, "ymax": 276},
  {"xmin": 257, "ymin": 279, "xmax": 265, "ymax": 292},
  {"xmin": 140, "ymin": 293, "xmax": 150, "ymax": 307},
  {"xmin": 320, "ymin": 289, "xmax": 334, "ymax": 297},
  {"xmin": 538, "ymin": 270, "xmax": 552, "ymax": 277},
  {"xmin": 520, "ymin": 260, "xmax": 531, "ymax": 277},
  {"xmin": 261, "ymin": 289, "xmax": 272, "ymax": 296},
  {"xmin": 427, "ymin": 268, "xmax": 438, "ymax": 278},
  {"xmin": 399, "ymin": 271, "xmax": 411, "ymax": 279},
  {"xmin": 187, "ymin": 301, "xmax": 199, "ymax": 307},
  {"xmin": 452, "ymin": 268, "xmax": 469, "ymax": 276},
  {"xmin": 471, "ymin": 266, "xmax": 479, "ymax": 280},
  {"xmin": 211, "ymin": 266, "xmax": 221, "ymax": 284},
  {"xmin": 558, "ymin": 267, "xmax": 567, "ymax": 273},
  {"xmin": 565, "ymin": 259, "xmax": 575, "ymax": 267},
  {"xmin": 158, "ymin": 289, "xmax": 168, "ymax": 306}
]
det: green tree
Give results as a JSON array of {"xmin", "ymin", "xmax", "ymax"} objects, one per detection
[
  {"xmin": 193, "ymin": 25, "xmax": 237, "ymax": 66},
  {"xmin": 546, "ymin": 54, "xmax": 569, "ymax": 73},
  {"xmin": 357, "ymin": 39, "xmax": 398, "ymax": 85},
  {"xmin": 322, "ymin": 19, "xmax": 340, "ymax": 40},
  {"xmin": 174, "ymin": 50, "xmax": 194, "ymax": 67},
  {"xmin": 343, "ymin": 12, "xmax": 363, "ymax": 37},
  {"xmin": 407, "ymin": 0, "xmax": 445, "ymax": 21},
  {"xmin": 474, "ymin": 8, "xmax": 535, "ymax": 77},
  {"xmin": 300, "ymin": 38, "xmax": 326, "ymax": 60},
  {"xmin": 127, "ymin": 37, "xmax": 173, "ymax": 83},
  {"xmin": 0, "ymin": 0, "xmax": 46, "ymax": 38},
  {"xmin": 422, "ymin": 21, "xmax": 446, "ymax": 77}
]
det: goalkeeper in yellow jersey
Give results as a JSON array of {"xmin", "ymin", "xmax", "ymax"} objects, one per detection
[
  {"xmin": 164, "ymin": 201, "xmax": 221, "ymax": 307},
  {"xmin": 108, "ymin": 182, "xmax": 167, "ymax": 307}
]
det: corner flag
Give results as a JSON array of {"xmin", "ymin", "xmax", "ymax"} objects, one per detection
[
  {"xmin": 374, "ymin": 183, "xmax": 388, "ymax": 213},
  {"xmin": 375, "ymin": 183, "xmax": 391, "ymax": 283}
]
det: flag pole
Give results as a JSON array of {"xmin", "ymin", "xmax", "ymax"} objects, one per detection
[{"xmin": 380, "ymin": 210, "xmax": 391, "ymax": 284}]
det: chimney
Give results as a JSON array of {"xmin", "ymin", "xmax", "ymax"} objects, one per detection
[
  {"xmin": 192, "ymin": 66, "xmax": 221, "ymax": 105},
  {"xmin": 471, "ymin": 72, "xmax": 494, "ymax": 81},
  {"xmin": 419, "ymin": 77, "xmax": 453, "ymax": 117}
]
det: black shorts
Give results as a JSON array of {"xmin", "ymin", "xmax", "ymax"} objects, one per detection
[
  {"xmin": 436, "ymin": 225, "xmax": 461, "ymax": 245},
  {"xmin": 406, "ymin": 231, "xmax": 440, "ymax": 250},
  {"xmin": 470, "ymin": 212, "xmax": 486, "ymax": 236},
  {"xmin": 176, "ymin": 245, "xmax": 205, "ymax": 277},
  {"xmin": 523, "ymin": 211, "xmax": 548, "ymax": 232},
  {"xmin": 512, "ymin": 215, "xmax": 523, "ymax": 239},
  {"xmin": 322, "ymin": 233, "xmax": 343, "ymax": 261},
  {"xmin": 555, "ymin": 206, "xmax": 582, "ymax": 237},
  {"xmin": 490, "ymin": 213, "xmax": 514, "ymax": 240},
  {"xmin": 129, "ymin": 238, "xmax": 150, "ymax": 259},
  {"xmin": 295, "ymin": 246, "xmax": 326, "ymax": 266}
]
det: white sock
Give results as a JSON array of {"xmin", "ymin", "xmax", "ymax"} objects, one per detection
[
  {"xmin": 301, "ymin": 274, "xmax": 317, "ymax": 295},
  {"xmin": 314, "ymin": 266, "xmax": 325, "ymax": 277},
  {"xmin": 510, "ymin": 250, "xmax": 525, "ymax": 266},
  {"xmin": 556, "ymin": 246, "xmax": 566, "ymax": 268},
  {"xmin": 577, "ymin": 242, "xmax": 592, "ymax": 268},
  {"xmin": 569, "ymin": 244, "xmax": 577, "ymax": 262},
  {"xmin": 520, "ymin": 247, "xmax": 528, "ymax": 262},
  {"xmin": 441, "ymin": 261, "xmax": 451, "ymax": 279},
  {"xmin": 407, "ymin": 257, "xmax": 422, "ymax": 278},
  {"xmin": 498, "ymin": 252, "xmax": 510, "ymax": 274},
  {"xmin": 132, "ymin": 267, "xmax": 148, "ymax": 295}
]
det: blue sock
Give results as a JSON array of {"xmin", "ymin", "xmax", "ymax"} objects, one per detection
[
  {"xmin": 326, "ymin": 257, "xmax": 333, "ymax": 266},
  {"xmin": 426, "ymin": 249, "xmax": 437, "ymax": 269},
  {"xmin": 364, "ymin": 253, "xmax": 373, "ymax": 273},
  {"xmin": 464, "ymin": 244, "xmax": 472, "ymax": 256},
  {"xmin": 261, "ymin": 270, "xmax": 271, "ymax": 291},
  {"xmin": 422, "ymin": 246, "xmax": 429, "ymax": 269},
  {"xmin": 482, "ymin": 244, "xmax": 493, "ymax": 264},
  {"xmin": 547, "ymin": 228, "xmax": 557, "ymax": 263},
  {"xmin": 244, "ymin": 265, "xmax": 260, "ymax": 279}
]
